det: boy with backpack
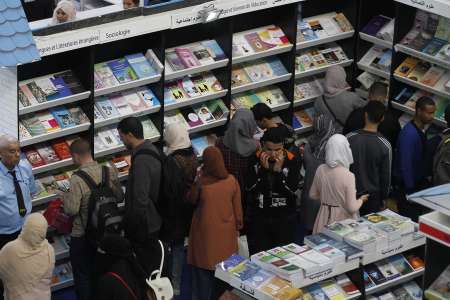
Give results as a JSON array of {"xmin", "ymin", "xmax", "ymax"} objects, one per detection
[{"xmin": 63, "ymin": 138, "xmax": 123, "ymax": 300}]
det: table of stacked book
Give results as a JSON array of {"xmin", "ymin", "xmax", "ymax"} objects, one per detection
[{"xmin": 215, "ymin": 209, "xmax": 425, "ymax": 300}]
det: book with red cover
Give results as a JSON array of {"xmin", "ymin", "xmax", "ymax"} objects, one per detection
[
  {"xmin": 36, "ymin": 145, "xmax": 61, "ymax": 164},
  {"xmin": 51, "ymin": 139, "xmax": 72, "ymax": 160},
  {"xmin": 24, "ymin": 147, "xmax": 46, "ymax": 167},
  {"xmin": 112, "ymin": 156, "xmax": 130, "ymax": 173},
  {"xmin": 175, "ymin": 47, "xmax": 201, "ymax": 68}
]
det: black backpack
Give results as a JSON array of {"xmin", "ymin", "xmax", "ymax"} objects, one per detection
[
  {"xmin": 75, "ymin": 166, "xmax": 123, "ymax": 247},
  {"xmin": 132, "ymin": 148, "xmax": 187, "ymax": 243}
]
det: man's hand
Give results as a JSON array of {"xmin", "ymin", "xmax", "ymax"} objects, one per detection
[
  {"xmin": 260, "ymin": 152, "xmax": 270, "ymax": 169},
  {"xmin": 273, "ymin": 152, "xmax": 285, "ymax": 172}
]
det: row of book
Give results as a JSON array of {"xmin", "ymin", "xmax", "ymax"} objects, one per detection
[
  {"xmin": 232, "ymin": 25, "xmax": 291, "ymax": 58},
  {"xmin": 165, "ymin": 40, "xmax": 226, "ymax": 73},
  {"xmin": 294, "ymin": 79, "xmax": 323, "ymax": 101},
  {"xmin": 20, "ymin": 106, "xmax": 89, "ymax": 140},
  {"xmin": 394, "ymin": 85, "xmax": 450, "ymax": 121},
  {"xmin": 425, "ymin": 264, "xmax": 450, "ymax": 300},
  {"xmin": 367, "ymin": 281, "xmax": 422, "ymax": 300},
  {"xmin": 94, "ymin": 87, "xmax": 160, "ymax": 123},
  {"xmin": 231, "ymin": 57, "xmax": 289, "ymax": 88},
  {"xmin": 164, "ymin": 72, "xmax": 224, "ymax": 104},
  {"xmin": 231, "ymin": 86, "xmax": 288, "ymax": 111},
  {"xmin": 51, "ymin": 262, "xmax": 73, "ymax": 287},
  {"xmin": 297, "ymin": 12, "xmax": 354, "ymax": 43},
  {"xmin": 34, "ymin": 169, "xmax": 73, "ymax": 198},
  {"xmin": 295, "ymin": 44, "xmax": 350, "ymax": 74},
  {"xmin": 395, "ymin": 57, "xmax": 450, "ymax": 91},
  {"xmin": 400, "ymin": 10, "xmax": 450, "ymax": 61},
  {"xmin": 19, "ymin": 70, "xmax": 85, "ymax": 108},
  {"xmin": 94, "ymin": 50, "xmax": 160, "ymax": 90},
  {"xmin": 361, "ymin": 15, "xmax": 395, "ymax": 42},
  {"xmin": 293, "ymin": 108, "xmax": 314, "ymax": 130},
  {"xmin": 359, "ymin": 46, "xmax": 393, "ymax": 74},
  {"xmin": 23, "ymin": 136, "xmax": 76, "ymax": 169},
  {"xmin": 164, "ymin": 99, "xmax": 229, "ymax": 129}
]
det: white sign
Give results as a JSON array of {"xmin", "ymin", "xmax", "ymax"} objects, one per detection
[
  {"xmin": 34, "ymin": 29, "xmax": 100, "ymax": 57},
  {"xmin": 0, "ymin": 67, "xmax": 18, "ymax": 139},
  {"xmin": 395, "ymin": 0, "xmax": 450, "ymax": 18},
  {"xmin": 171, "ymin": 0, "xmax": 303, "ymax": 28}
]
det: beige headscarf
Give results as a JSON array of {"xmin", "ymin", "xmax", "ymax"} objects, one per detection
[
  {"xmin": 0, "ymin": 213, "xmax": 55, "ymax": 299},
  {"xmin": 324, "ymin": 65, "xmax": 350, "ymax": 97},
  {"xmin": 164, "ymin": 123, "xmax": 191, "ymax": 155},
  {"xmin": 51, "ymin": 0, "xmax": 77, "ymax": 25}
]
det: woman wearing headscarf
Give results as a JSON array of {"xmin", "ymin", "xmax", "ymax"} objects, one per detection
[
  {"xmin": 95, "ymin": 235, "xmax": 148, "ymax": 300},
  {"xmin": 50, "ymin": 0, "xmax": 76, "ymax": 25},
  {"xmin": 314, "ymin": 66, "xmax": 366, "ymax": 132},
  {"xmin": 309, "ymin": 134, "xmax": 369, "ymax": 234},
  {"xmin": 300, "ymin": 114, "xmax": 336, "ymax": 234},
  {"xmin": 187, "ymin": 146, "xmax": 243, "ymax": 300},
  {"xmin": 163, "ymin": 123, "xmax": 198, "ymax": 296},
  {"xmin": 0, "ymin": 213, "xmax": 55, "ymax": 300}
]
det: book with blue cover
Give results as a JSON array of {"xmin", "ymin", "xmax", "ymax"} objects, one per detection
[
  {"xmin": 218, "ymin": 254, "xmax": 246, "ymax": 272},
  {"xmin": 229, "ymin": 261, "xmax": 261, "ymax": 281},
  {"xmin": 243, "ymin": 269, "xmax": 274, "ymax": 289},
  {"xmin": 48, "ymin": 77, "xmax": 73, "ymax": 100},
  {"xmin": 125, "ymin": 53, "xmax": 157, "ymax": 79},
  {"xmin": 266, "ymin": 57, "xmax": 288, "ymax": 76},
  {"xmin": 107, "ymin": 59, "xmax": 138, "ymax": 83},
  {"xmin": 422, "ymin": 38, "xmax": 447, "ymax": 56},
  {"xmin": 50, "ymin": 106, "xmax": 76, "ymax": 129},
  {"xmin": 135, "ymin": 87, "xmax": 160, "ymax": 107},
  {"xmin": 201, "ymin": 40, "xmax": 226, "ymax": 61},
  {"xmin": 191, "ymin": 136, "xmax": 209, "ymax": 156}
]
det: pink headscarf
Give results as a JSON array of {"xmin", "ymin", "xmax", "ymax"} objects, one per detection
[{"xmin": 324, "ymin": 66, "xmax": 350, "ymax": 97}]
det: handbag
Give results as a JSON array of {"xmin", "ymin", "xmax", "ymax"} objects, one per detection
[
  {"xmin": 43, "ymin": 199, "xmax": 73, "ymax": 234},
  {"xmin": 146, "ymin": 240, "xmax": 174, "ymax": 300}
]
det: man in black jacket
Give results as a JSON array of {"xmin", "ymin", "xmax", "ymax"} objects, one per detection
[
  {"xmin": 346, "ymin": 101, "xmax": 392, "ymax": 215},
  {"xmin": 246, "ymin": 127, "xmax": 301, "ymax": 255},
  {"xmin": 343, "ymin": 82, "xmax": 401, "ymax": 147}
]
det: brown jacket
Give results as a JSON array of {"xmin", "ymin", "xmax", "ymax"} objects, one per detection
[{"xmin": 187, "ymin": 175, "xmax": 242, "ymax": 270}]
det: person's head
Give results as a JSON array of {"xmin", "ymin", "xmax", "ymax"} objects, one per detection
[
  {"xmin": 364, "ymin": 101, "xmax": 386, "ymax": 126},
  {"xmin": 251, "ymin": 103, "xmax": 274, "ymax": 129},
  {"xmin": 415, "ymin": 96, "xmax": 436, "ymax": 125},
  {"xmin": 325, "ymin": 134, "xmax": 353, "ymax": 169},
  {"xmin": 324, "ymin": 65, "xmax": 349, "ymax": 97},
  {"xmin": 445, "ymin": 104, "xmax": 450, "ymax": 128},
  {"xmin": 261, "ymin": 127, "xmax": 285, "ymax": 160},
  {"xmin": 19, "ymin": 213, "xmax": 48, "ymax": 249},
  {"xmin": 223, "ymin": 109, "xmax": 258, "ymax": 157},
  {"xmin": 368, "ymin": 82, "xmax": 388, "ymax": 103},
  {"xmin": 52, "ymin": 0, "xmax": 76, "ymax": 24},
  {"xmin": 164, "ymin": 123, "xmax": 191, "ymax": 154},
  {"xmin": 308, "ymin": 114, "xmax": 336, "ymax": 160},
  {"xmin": 123, "ymin": 0, "xmax": 139, "ymax": 9},
  {"xmin": 69, "ymin": 138, "xmax": 92, "ymax": 166},
  {"xmin": 117, "ymin": 117, "xmax": 144, "ymax": 150},
  {"xmin": 0, "ymin": 134, "xmax": 20, "ymax": 170},
  {"xmin": 202, "ymin": 146, "xmax": 228, "ymax": 180}
]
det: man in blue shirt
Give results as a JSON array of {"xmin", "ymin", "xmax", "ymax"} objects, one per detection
[
  {"xmin": 0, "ymin": 135, "xmax": 36, "ymax": 247},
  {"xmin": 394, "ymin": 97, "xmax": 436, "ymax": 221}
]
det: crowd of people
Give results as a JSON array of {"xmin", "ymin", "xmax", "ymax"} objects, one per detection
[{"xmin": 0, "ymin": 65, "xmax": 448, "ymax": 300}]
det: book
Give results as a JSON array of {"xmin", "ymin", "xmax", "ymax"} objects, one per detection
[
  {"xmin": 94, "ymin": 73, "xmax": 105, "ymax": 90},
  {"xmin": 377, "ymin": 18, "xmax": 395, "ymax": 41},
  {"xmin": 243, "ymin": 60, "xmax": 269, "ymax": 82},
  {"xmin": 365, "ymin": 264, "xmax": 386, "ymax": 285},
  {"xmin": 189, "ymin": 44, "xmax": 215, "ymax": 65},
  {"xmin": 435, "ymin": 16, "xmax": 450, "ymax": 41},
  {"xmin": 387, "ymin": 254, "xmax": 414, "ymax": 275},
  {"xmin": 165, "ymin": 81, "xmax": 188, "ymax": 103},
  {"xmin": 336, "ymin": 274, "xmax": 359, "ymax": 296},
  {"xmin": 191, "ymin": 136, "xmax": 209, "ymax": 156},
  {"xmin": 266, "ymin": 57, "xmax": 288, "ymax": 76},
  {"xmin": 180, "ymin": 107, "xmax": 203, "ymax": 128},
  {"xmin": 202, "ymin": 73, "xmax": 224, "ymax": 92},
  {"xmin": 260, "ymin": 277, "xmax": 301, "ymax": 300},
  {"xmin": 361, "ymin": 15, "xmax": 391, "ymax": 36},
  {"xmin": 52, "ymin": 263, "xmax": 73, "ymax": 284},
  {"xmin": 299, "ymin": 249, "xmax": 333, "ymax": 266},
  {"xmin": 298, "ymin": 20, "xmax": 317, "ymax": 42},
  {"xmin": 112, "ymin": 156, "xmax": 130, "ymax": 173},
  {"xmin": 232, "ymin": 34, "xmax": 254, "ymax": 57},
  {"xmin": 95, "ymin": 97, "xmax": 120, "ymax": 118},
  {"xmin": 394, "ymin": 57, "xmax": 419, "ymax": 77},
  {"xmin": 141, "ymin": 118, "xmax": 159, "ymax": 138},
  {"xmin": 24, "ymin": 147, "xmax": 46, "ymax": 167},
  {"xmin": 395, "ymin": 87, "xmax": 416, "ymax": 104},
  {"xmin": 407, "ymin": 61, "xmax": 431, "ymax": 81},
  {"xmin": 357, "ymin": 72, "xmax": 379, "ymax": 90},
  {"xmin": 94, "ymin": 63, "xmax": 119, "ymax": 88},
  {"xmin": 206, "ymin": 99, "xmax": 228, "ymax": 120},
  {"xmin": 320, "ymin": 279, "xmax": 347, "ymax": 300},
  {"xmin": 218, "ymin": 254, "xmax": 246, "ymax": 272},
  {"xmin": 304, "ymin": 283, "xmax": 330, "ymax": 300},
  {"xmin": 49, "ymin": 107, "xmax": 76, "ymax": 129},
  {"xmin": 314, "ymin": 244, "xmax": 346, "ymax": 264},
  {"xmin": 36, "ymin": 144, "xmax": 60, "ymax": 164},
  {"xmin": 229, "ymin": 260, "xmax": 261, "ymax": 281},
  {"xmin": 179, "ymin": 77, "xmax": 201, "ymax": 98},
  {"xmin": 34, "ymin": 77, "xmax": 57, "ymax": 97},
  {"xmin": 49, "ymin": 77, "xmax": 73, "ymax": 99},
  {"xmin": 107, "ymin": 59, "xmax": 138, "ymax": 83},
  {"xmin": 375, "ymin": 259, "xmax": 401, "ymax": 280},
  {"xmin": 323, "ymin": 222, "xmax": 354, "ymax": 241},
  {"xmin": 122, "ymin": 90, "xmax": 148, "ymax": 112},
  {"xmin": 164, "ymin": 110, "xmax": 189, "ymax": 128},
  {"xmin": 68, "ymin": 107, "xmax": 89, "ymax": 125},
  {"xmin": 125, "ymin": 53, "xmax": 156, "ymax": 79},
  {"xmin": 36, "ymin": 111, "xmax": 60, "ymax": 132},
  {"xmin": 231, "ymin": 65, "xmax": 252, "ymax": 87},
  {"xmin": 21, "ymin": 114, "xmax": 47, "ymax": 136},
  {"xmin": 175, "ymin": 47, "xmax": 201, "ymax": 68},
  {"xmin": 319, "ymin": 16, "xmax": 341, "ymax": 36},
  {"xmin": 420, "ymin": 66, "xmax": 445, "ymax": 86},
  {"xmin": 242, "ymin": 269, "xmax": 274, "ymax": 289},
  {"xmin": 19, "ymin": 122, "xmax": 32, "ymax": 139},
  {"xmin": 98, "ymin": 129, "xmax": 121, "ymax": 148},
  {"xmin": 363, "ymin": 271, "xmax": 376, "ymax": 289},
  {"xmin": 268, "ymin": 247, "xmax": 296, "ymax": 260},
  {"xmin": 201, "ymin": 40, "xmax": 227, "ymax": 61},
  {"xmin": 334, "ymin": 13, "xmax": 353, "ymax": 32},
  {"xmin": 244, "ymin": 32, "xmax": 270, "ymax": 52},
  {"xmin": 283, "ymin": 243, "xmax": 309, "ymax": 255},
  {"xmin": 53, "ymin": 70, "xmax": 84, "ymax": 94},
  {"xmin": 26, "ymin": 82, "xmax": 47, "ymax": 103},
  {"xmin": 406, "ymin": 255, "xmax": 425, "ymax": 270},
  {"xmin": 422, "ymin": 38, "xmax": 447, "ymax": 56},
  {"xmin": 402, "ymin": 281, "xmax": 423, "ymax": 300},
  {"xmin": 166, "ymin": 50, "xmax": 186, "ymax": 71},
  {"xmin": 135, "ymin": 87, "xmax": 160, "ymax": 107},
  {"xmin": 425, "ymin": 264, "xmax": 450, "ymax": 300},
  {"xmin": 109, "ymin": 93, "xmax": 134, "ymax": 115},
  {"xmin": 93, "ymin": 105, "xmax": 104, "ymax": 121},
  {"xmin": 18, "ymin": 86, "xmax": 34, "ymax": 107},
  {"xmin": 51, "ymin": 139, "xmax": 71, "ymax": 160},
  {"xmin": 193, "ymin": 104, "xmax": 215, "ymax": 123}
]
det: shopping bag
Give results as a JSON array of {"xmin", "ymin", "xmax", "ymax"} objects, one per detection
[
  {"xmin": 43, "ymin": 199, "xmax": 73, "ymax": 234},
  {"xmin": 238, "ymin": 235, "xmax": 249, "ymax": 259}
]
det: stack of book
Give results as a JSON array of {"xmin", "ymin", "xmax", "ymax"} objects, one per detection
[
  {"xmin": 95, "ymin": 50, "xmax": 161, "ymax": 90},
  {"xmin": 191, "ymin": 134, "xmax": 218, "ymax": 157},
  {"xmin": 293, "ymin": 108, "xmax": 314, "ymax": 130},
  {"xmin": 52, "ymin": 262, "xmax": 73, "ymax": 287},
  {"xmin": 399, "ymin": 10, "xmax": 450, "ymax": 61},
  {"xmin": 366, "ymin": 281, "xmax": 422, "ymax": 300},
  {"xmin": 231, "ymin": 86, "xmax": 288, "ymax": 111},
  {"xmin": 361, "ymin": 15, "xmax": 395, "ymax": 43},
  {"xmin": 20, "ymin": 106, "xmax": 90, "ymax": 140},
  {"xmin": 304, "ymin": 233, "xmax": 364, "ymax": 262},
  {"xmin": 359, "ymin": 46, "xmax": 393, "ymax": 74},
  {"xmin": 164, "ymin": 72, "xmax": 224, "ymax": 105},
  {"xmin": 297, "ymin": 12, "xmax": 354, "ymax": 43},
  {"xmin": 94, "ymin": 86, "xmax": 160, "ymax": 124},
  {"xmin": 295, "ymin": 44, "xmax": 350, "ymax": 74},
  {"xmin": 233, "ymin": 25, "xmax": 291, "ymax": 58},
  {"xmin": 425, "ymin": 264, "xmax": 450, "ymax": 300},
  {"xmin": 294, "ymin": 78, "xmax": 323, "ymax": 102},
  {"xmin": 164, "ymin": 99, "xmax": 229, "ymax": 131},
  {"xmin": 165, "ymin": 40, "xmax": 226, "ymax": 73},
  {"xmin": 94, "ymin": 117, "xmax": 159, "ymax": 154},
  {"xmin": 22, "ymin": 136, "xmax": 78, "ymax": 169},
  {"xmin": 19, "ymin": 70, "xmax": 86, "ymax": 108},
  {"xmin": 231, "ymin": 57, "xmax": 289, "ymax": 89}
]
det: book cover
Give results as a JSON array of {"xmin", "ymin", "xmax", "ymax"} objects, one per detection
[
  {"xmin": 24, "ymin": 147, "xmax": 46, "ymax": 167},
  {"xmin": 175, "ymin": 47, "xmax": 201, "ymax": 68},
  {"xmin": 425, "ymin": 265, "xmax": 450, "ymax": 300},
  {"xmin": 407, "ymin": 61, "xmax": 431, "ymax": 81},
  {"xmin": 107, "ymin": 59, "xmax": 138, "ymax": 83},
  {"xmin": 53, "ymin": 70, "xmax": 84, "ymax": 94},
  {"xmin": 164, "ymin": 111, "xmax": 189, "ymax": 128},
  {"xmin": 94, "ymin": 72, "xmax": 105, "ymax": 90},
  {"xmin": 320, "ymin": 279, "xmax": 347, "ymax": 300},
  {"xmin": 68, "ymin": 107, "xmax": 89, "ymax": 125},
  {"xmin": 309, "ymin": 20, "xmax": 328, "ymax": 38},
  {"xmin": 375, "ymin": 260, "xmax": 401, "ymax": 280},
  {"xmin": 243, "ymin": 61, "xmax": 268, "ymax": 82},
  {"xmin": 334, "ymin": 13, "xmax": 353, "ymax": 32},
  {"xmin": 112, "ymin": 156, "xmax": 130, "ymax": 173},
  {"xmin": 298, "ymin": 20, "xmax": 318, "ymax": 42},
  {"xmin": 377, "ymin": 18, "xmax": 395, "ymax": 41},
  {"xmin": 180, "ymin": 107, "xmax": 203, "ymax": 128},
  {"xmin": 229, "ymin": 261, "xmax": 261, "ymax": 281},
  {"xmin": 336, "ymin": 274, "xmax": 359, "ymax": 296},
  {"xmin": 231, "ymin": 65, "xmax": 252, "ymax": 87},
  {"xmin": 420, "ymin": 66, "xmax": 445, "ymax": 86},
  {"xmin": 167, "ymin": 81, "xmax": 189, "ymax": 102},
  {"xmin": 374, "ymin": 49, "xmax": 393, "ymax": 71},
  {"xmin": 93, "ymin": 105, "xmax": 104, "ymax": 121},
  {"xmin": 395, "ymin": 87, "xmax": 416, "ymax": 104},
  {"xmin": 406, "ymin": 255, "xmax": 425, "ymax": 270},
  {"xmin": 34, "ymin": 77, "xmax": 58, "ymax": 97},
  {"xmin": 259, "ymin": 277, "xmax": 299, "ymax": 299},
  {"xmin": 267, "ymin": 247, "xmax": 295, "ymax": 260},
  {"xmin": 422, "ymin": 38, "xmax": 447, "ymax": 56},
  {"xmin": 202, "ymin": 73, "xmax": 224, "ymax": 92},
  {"xmin": 314, "ymin": 243, "xmax": 346, "ymax": 264},
  {"xmin": 191, "ymin": 136, "xmax": 209, "ymax": 156},
  {"xmin": 319, "ymin": 16, "xmax": 342, "ymax": 36},
  {"xmin": 51, "ymin": 139, "xmax": 71, "ymax": 160},
  {"xmin": 18, "ymin": 87, "xmax": 34, "ymax": 107},
  {"xmin": 217, "ymin": 254, "xmax": 246, "ymax": 272},
  {"xmin": 49, "ymin": 77, "xmax": 73, "ymax": 99},
  {"xmin": 265, "ymin": 25, "xmax": 290, "ymax": 46},
  {"xmin": 95, "ymin": 97, "xmax": 120, "ymax": 118},
  {"xmin": 94, "ymin": 63, "xmax": 119, "ymax": 88},
  {"xmin": 49, "ymin": 106, "xmax": 77, "ymax": 129},
  {"xmin": 21, "ymin": 114, "xmax": 47, "ymax": 136},
  {"xmin": 320, "ymin": 48, "xmax": 340, "ymax": 65},
  {"xmin": 403, "ymin": 281, "xmax": 423, "ymax": 300},
  {"xmin": 125, "ymin": 53, "xmax": 156, "ymax": 79},
  {"xmin": 387, "ymin": 254, "xmax": 414, "ymax": 275},
  {"xmin": 299, "ymin": 249, "xmax": 332, "ymax": 266},
  {"xmin": 304, "ymin": 283, "xmax": 331, "ymax": 300},
  {"xmin": 206, "ymin": 99, "xmax": 228, "ymax": 120},
  {"xmin": 435, "ymin": 97, "xmax": 450, "ymax": 120},
  {"xmin": 179, "ymin": 77, "xmax": 201, "ymax": 98},
  {"xmin": 109, "ymin": 93, "xmax": 134, "ymax": 115},
  {"xmin": 400, "ymin": 29, "xmax": 420, "ymax": 47},
  {"xmin": 189, "ymin": 43, "xmax": 215, "ymax": 65},
  {"xmin": 365, "ymin": 264, "xmax": 387, "ymax": 285},
  {"xmin": 36, "ymin": 144, "xmax": 61, "ymax": 164},
  {"xmin": 283, "ymin": 243, "xmax": 309, "ymax": 255},
  {"xmin": 323, "ymin": 222, "xmax": 354, "ymax": 241},
  {"xmin": 122, "ymin": 90, "xmax": 148, "ymax": 112},
  {"xmin": 408, "ymin": 34, "xmax": 432, "ymax": 51},
  {"xmin": 242, "ymin": 269, "xmax": 274, "ymax": 289},
  {"xmin": 294, "ymin": 109, "xmax": 313, "ymax": 127},
  {"xmin": 394, "ymin": 57, "xmax": 419, "ymax": 77},
  {"xmin": 434, "ymin": 16, "xmax": 450, "ymax": 41},
  {"xmin": 363, "ymin": 271, "xmax": 376, "ymax": 289},
  {"xmin": 98, "ymin": 129, "xmax": 121, "ymax": 148},
  {"xmin": 361, "ymin": 15, "xmax": 391, "ymax": 36},
  {"xmin": 166, "ymin": 50, "xmax": 186, "ymax": 72},
  {"xmin": 19, "ymin": 122, "xmax": 32, "ymax": 139},
  {"xmin": 26, "ymin": 82, "xmax": 47, "ymax": 103},
  {"xmin": 193, "ymin": 104, "xmax": 215, "ymax": 123},
  {"xmin": 135, "ymin": 87, "xmax": 160, "ymax": 107},
  {"xmin": 201, "ymin": 39, "xmax": 227, "ymax": 61},
  {"xmin": 266, "ymin": 57, "xmax": 288, "ymax": 76},
  {"xmin": 244, "ymin": 32, "xmax": 270, "ymax": 53},
  {"xmin": 232, "ymin": 33, "xmax": 254, "ymax": 57},
  {"xmin": 36, "ymin": 111, "xmax": 60, "ymax": 132}
]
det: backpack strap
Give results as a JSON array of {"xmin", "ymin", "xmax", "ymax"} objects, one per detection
[
  {"xmin": 106, "ymin": 272, "xmax": 139, "ymax": 300},
  {"xmin": 322, "ymin": 96, "xmax": 344, "ymax": 127},
  {"xmin": 74, "ymin": 169, "xmax": 98, "ymax": 190}
]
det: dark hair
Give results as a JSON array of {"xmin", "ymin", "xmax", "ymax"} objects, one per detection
[
  {"xmin": 117, "ymin": 117, "xmax": 143, "ymax": 139},
  {"xmin": 131, "ymin": 0, "xmax": 139, "ymax": 5},
  {"xmin": 261, "ymin": 127, "xmax": 285, "ymax": 144},
  {"xmin": 365, "ymin": 101, "xmax": 386, "ymax": 124},
  {"xmin": 251, "ymin": 103, "xmax": 274, "ymax": 121},
  {"xmin": 69, "ymin": 138, "xmax": 91, "ymax": 156},
  {"xmin": 445, "ymin": 104, "xmax": 450, "ymax": 127},
  {"xmin": 368, "ymin": 82, "xmax": 388, "ymax": 100},
  {"xmin": 416, "ymin": 96, "xmax": 435, "ymax": 111}
]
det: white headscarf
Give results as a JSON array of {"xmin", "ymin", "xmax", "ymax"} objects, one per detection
[
  {"xmin": 51, "ymin": 0, "xmax": 77, "ymax": 25},
  {"xmin": 325, "ymin": 134, "xmax": 353, "ymax": 169},
  {"xmin": 164, "ymin": 123, "xmax": 191, "ymax": 155}
]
